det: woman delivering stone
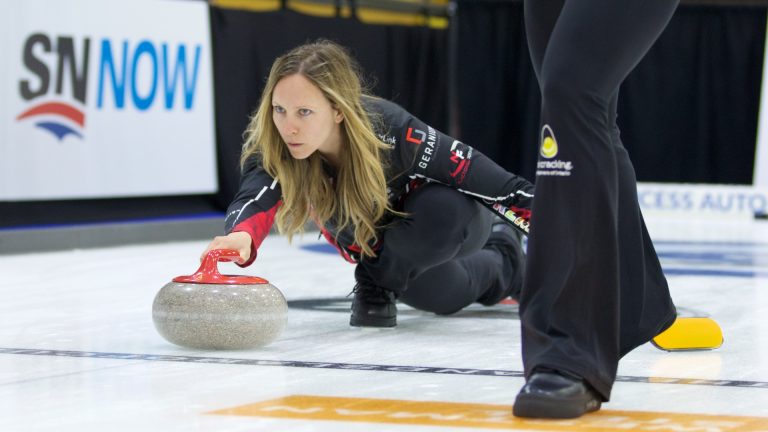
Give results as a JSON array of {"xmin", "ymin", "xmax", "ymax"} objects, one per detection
[{"xmin": 201, "ymin": 39, "xmax": 532, "ymax": 327}]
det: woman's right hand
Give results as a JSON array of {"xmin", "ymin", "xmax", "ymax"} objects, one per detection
[{"xmin": 200, "ymin": 231, "xmax": 253, "ymax": 264}]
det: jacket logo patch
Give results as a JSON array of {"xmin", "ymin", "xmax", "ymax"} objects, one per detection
[
  {"xmin": 406, "ymin": 127, "xmax": 426, "ymax": 144},
  {"xmin": 449, "ymin": 140, "xmax": 472, "ymax": 184}
]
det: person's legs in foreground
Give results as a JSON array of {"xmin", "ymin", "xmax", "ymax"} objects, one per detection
[
  {"xmin": 351, "ymin": 184, "xmax": 525, "ymax": 326},
  {"xmin": 515, "ymin": 0, "xmax": 679, "ymax": 418}
]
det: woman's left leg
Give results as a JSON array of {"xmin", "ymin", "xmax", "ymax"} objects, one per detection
[
  {"xmin": 353, "ymin": 183, "xmax": 522, "ymax": 324},
  {"xmin": 400, "ymin": 218, "xmax": 525, "ymax": 315}
]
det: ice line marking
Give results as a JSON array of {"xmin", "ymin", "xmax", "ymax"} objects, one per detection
[{"xmin": 0, "ymin": 347, "xmax": 766, "ymax": 390}]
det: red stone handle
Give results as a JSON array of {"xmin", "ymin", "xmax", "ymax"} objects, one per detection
[{"xmin": 172, "ymin": 249, "xmax": 269, "ymax": 285}]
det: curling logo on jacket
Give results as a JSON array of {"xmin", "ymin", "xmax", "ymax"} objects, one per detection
[
  {"xmin": 15, "ymin": 33, "xmax": 202, "ymax": 141},
  {"xmin": 536, "ymin": 124, "xmax": 573, "ymax": 177}
]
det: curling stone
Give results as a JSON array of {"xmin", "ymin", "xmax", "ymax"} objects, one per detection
[{"xmin": 153, "ymin": 249, "xmax": 287, "ymax": 350}]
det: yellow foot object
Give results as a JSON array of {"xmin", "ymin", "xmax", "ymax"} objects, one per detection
[{"xmin": 651, "ymin": 317, "xmax": 723, "ymax": 351}]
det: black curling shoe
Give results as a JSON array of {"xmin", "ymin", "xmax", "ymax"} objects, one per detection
[
  {"xmin": 478, "ymin": 218, "xmax": 526, "ymax": 305},
  {"xmin": 513, "ymin": 369, "xmax": 602, "ymax": 419},
  {"xmin": 349, "ymin": 283, "xmax": 397, "ymax": 328}
]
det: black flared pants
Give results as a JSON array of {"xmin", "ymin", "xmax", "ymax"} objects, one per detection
[{"xmin": 521, "ymin": 0, "xmax": 679, "ymax": 400}]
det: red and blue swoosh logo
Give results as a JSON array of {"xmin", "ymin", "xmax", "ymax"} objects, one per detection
[{"xmin": 16, "ymin": 102, "xmax": 85, "ymax": 140}]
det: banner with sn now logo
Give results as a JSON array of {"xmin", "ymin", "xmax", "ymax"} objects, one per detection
[{"xmin": 0, "ymin": 0, "xmax": 216, "ymax": 200}]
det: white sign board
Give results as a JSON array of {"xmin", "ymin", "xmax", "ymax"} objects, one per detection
[
  {"xmin": 754, "ymin": 27, "xmax": 768, "ymax": 188},
  {"xmin": 0, "ymin": 0, "xmax": 217, "ymax": 200},
  {"xmin": 637, "ymin": 182, "xmax": 768, "ymax": 219}
]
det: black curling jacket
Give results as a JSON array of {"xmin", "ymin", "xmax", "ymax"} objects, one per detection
[{"xmin": 225, "ymin": 97, "xmax": 534, "ymax": 266}]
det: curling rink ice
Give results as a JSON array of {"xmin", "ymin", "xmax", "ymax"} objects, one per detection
[{"xmin": 1, "ymin": 216, "xmax": 768, "ymax": 431}]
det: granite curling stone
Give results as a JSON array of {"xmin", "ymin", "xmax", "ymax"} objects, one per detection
[{"xmin": 153, "ymin": 249, "xmax": 287, "ymax": 350}]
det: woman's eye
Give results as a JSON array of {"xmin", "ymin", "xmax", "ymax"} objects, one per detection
[
  {"xmin": 299, "ymin": 108, "xmax": 312, "ymax": 117},
  {"xmin": 273, "ymin": 106, "xmax": 285, "ymax": 114}
]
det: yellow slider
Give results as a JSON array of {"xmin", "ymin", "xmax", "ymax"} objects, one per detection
[{"xmin": 652, "ymin": 317, "xmax": 724, "ymax": 351}]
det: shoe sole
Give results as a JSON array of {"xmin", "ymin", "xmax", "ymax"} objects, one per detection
[
  {"xmin": 349, "ymin": 314, "xmax": 396, "ymax": 328},
  {"xmin": 512, "ymin": 393, "xmax": 601, "ymax": 419}
]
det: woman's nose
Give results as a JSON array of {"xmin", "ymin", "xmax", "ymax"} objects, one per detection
[{"xmin": 283, "ymin": 122, "xmax": 298, "ymax": 136}]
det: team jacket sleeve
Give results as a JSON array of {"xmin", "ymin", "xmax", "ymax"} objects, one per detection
[
  {"xmin": 395, "ymin": 114, "xmax": 534, "ymax": 234},
  {"xmin": 224, "ymin": 158, "xmax": 282, "ymax": 267}
]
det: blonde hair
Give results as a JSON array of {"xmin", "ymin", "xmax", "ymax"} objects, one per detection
[{"xmin": 241, "ymin": 40, "xmax": 393, "ymax": 258}]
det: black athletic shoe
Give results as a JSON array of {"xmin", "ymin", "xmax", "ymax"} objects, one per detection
[
  {"xmin": 349, "ymin": 283, "xmax": 397, "ymax": 328},
  {"xmin": 477, "ymin": 218, "xmax": 526, "ymax": 305},
  {"xmin": 513, "ymin": 369, "xmax": 602, "ymax": 419}
]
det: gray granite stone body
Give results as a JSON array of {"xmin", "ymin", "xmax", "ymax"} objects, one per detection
[{"xmin": 152, "ymin": 282, "xmax": 287, "ymax": 350}]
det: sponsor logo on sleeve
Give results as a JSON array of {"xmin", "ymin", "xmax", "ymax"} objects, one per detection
[
  {"xmin": 409, "ymin": 126, "xmax": 437, "ymax": 170},
  {"xmin": 448, "ymin": 140, "xmax": 472, "ymax": 184},
  {"xmin": 491, "ymin": 203, "xmax": 530, "ymax": 234},
  {"xmin": 405, "ymin": 127, "xmax": 426, "ymax": 144}
]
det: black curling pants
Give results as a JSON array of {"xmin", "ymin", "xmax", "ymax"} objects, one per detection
[
  {"xmin": 355, "ymin": 184, "xmax": 516, "ymax": 315},
  {"xmin": 521, "ymin": 0, "xmax": 679, "ymax": 400}
]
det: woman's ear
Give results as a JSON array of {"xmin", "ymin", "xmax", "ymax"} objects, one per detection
[{"xmin": 333, "ymin": 107, "xmax": 344, "ymax": 123}]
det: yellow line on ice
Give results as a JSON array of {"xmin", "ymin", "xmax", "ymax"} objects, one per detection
[{"xmin": 210, "ymin": 395, "xmax": 768, "ymax": 431}]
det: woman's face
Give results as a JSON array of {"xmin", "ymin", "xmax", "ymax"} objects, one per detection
[{"xmin": 272, "ymin": 73, "xmax": 344, "ymax": 161}]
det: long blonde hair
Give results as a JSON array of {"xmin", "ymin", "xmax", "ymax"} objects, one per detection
[{"xmin": 241, "ymin": 40, "xmax": 393, "ymax": 258}]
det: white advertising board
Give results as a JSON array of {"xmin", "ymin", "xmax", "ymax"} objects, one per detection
[
  {"xmin": 0, "ymin": 0, "xmax": 217, "ymax": 200},
  {"xmin": 637, "ymin": 182, "xmax": 768, "ymax": 219},
  {"xmin": 754, "ymin": 26, "xmax": 768, "ymax": 188}
]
